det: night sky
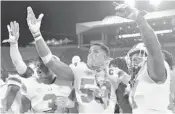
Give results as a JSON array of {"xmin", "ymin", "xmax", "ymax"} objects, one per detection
[{"xmin": 2, "ymin": 1, "xmax": 175, "ymax": 46}]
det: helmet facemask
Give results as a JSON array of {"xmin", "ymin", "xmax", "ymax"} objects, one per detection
[{"xmin": 126, "ymin": 43, "xmax": 148, "ymax": 78}]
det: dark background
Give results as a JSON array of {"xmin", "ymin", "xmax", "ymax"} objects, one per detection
[{"xmin": 2, "ymin": 1, "xmax": 175, "ymax": 46}]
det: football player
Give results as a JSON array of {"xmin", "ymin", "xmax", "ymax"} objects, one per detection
[
  {"xmin": 25, "ymin": 6, "xmax": 130, "ymax": 113},
  {"xmin": 114, "ymin": 3, "xmax": 171, "ymax": 113},
  {"xmin": 2, "ymin": 21, "xmax": 73, "ymax": 113}
]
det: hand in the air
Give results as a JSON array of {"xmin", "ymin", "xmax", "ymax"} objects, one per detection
[
  {"xmin": 114, "ymin": 3, "xmax": 147, "ymax": 21},
  {"xmin": 54, "ymin": 97, "xmax": 75, "ymax": 108},
  {"xmin": 2, "ymin": 21, "xmax": 19, "ymax": 44},
  {"xmin": 26, "ymin": 6, "xmax": 44, "ymax": 35}
]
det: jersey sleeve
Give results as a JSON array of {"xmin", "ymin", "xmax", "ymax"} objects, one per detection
[
  {"xmin": 7, "ymin": 74, "xmax": 22, "ymax": 88},
  {"xmin": 20, "ymin": 78, "xmax": 35, "ymax": 100}
]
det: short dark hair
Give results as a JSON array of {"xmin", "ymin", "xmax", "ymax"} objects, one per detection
[
  {"xmin": 90, "ymin": 42, "xmax": 110, "ymax": 57},
  {"xmin": 161, "ymin": 50, "xmax": 174, "ymax": 70},
  {"xmin": 109, "ymin": 57, "xmax": 129, "ymax": 74}
]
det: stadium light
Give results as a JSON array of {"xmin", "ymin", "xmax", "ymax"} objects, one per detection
[
  {"xmin": 124, "ymin": 0, "xmax": 135, "ymax": 8},
  {"xmin": 149, "ymin": 0, "xmax": 162, "ymax": 7},
  {"xmin": 120, "ymin": 27, "xmax": 123, "ymax": 30},
  {"xmin": 120, "ymin": 29, "xmax": 172, "ymax": 38}
]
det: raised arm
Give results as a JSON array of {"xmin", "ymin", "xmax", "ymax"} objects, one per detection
[
  {"xmin": 26, "ymin": 6, "xmax": 74, "ymax": 81},
  {"xmin": 2, "ymin": 21, "xmax": 33, "ymax": 78},
  {"xmin": 114, "ymin": 4, "xmax": 166, "ymax": 83},
  {"xmin": 2, "ymin": 85, "xmax": 20, "ymax": 112},
  {"xmin": 136, "ymin": 14, "xmax": 166, "ymax": 83}
]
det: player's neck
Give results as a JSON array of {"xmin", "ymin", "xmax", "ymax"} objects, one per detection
[{"xmin": 95, "ymin": 60, "xmax": 109, "ymax": 72}]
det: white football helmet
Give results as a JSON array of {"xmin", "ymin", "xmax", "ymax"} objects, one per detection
[{"xmin": 126, "ymin": 43, "xmax": 148, "ymax": 71}]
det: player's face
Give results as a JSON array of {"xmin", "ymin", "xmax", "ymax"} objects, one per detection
[
  {"xmin": 33, "ymin": 63, "xmax": 51, "ymax": 80},
  {"xmin": 36, "ymin": 68, "xmax": 49, "ymax": 79},
  {"xmin": 28, "ymin": 62, "xmax": 50, "ymax": 81},
  {"xmin": 87, "ymin": 45, "xmax": 107, "ymax": 69},
  {"xmin": 131, "ymin": 53, "xmax": 145, "ymax": 68}
]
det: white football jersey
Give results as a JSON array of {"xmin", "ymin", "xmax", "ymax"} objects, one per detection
[
  {"xmin": 130, "ymin": 61, "xmax": 171, "ymax": 113},
  {"xmin": 15, "ymin": 64, "xmax": 72, "ymax": 113},
  {"xmin": 71, "ymin": 64, "xmax": 116, "ymax": 113},
  {"xmin": 21, "ymin": 76, "xmax": 71, "ymax": 113}
]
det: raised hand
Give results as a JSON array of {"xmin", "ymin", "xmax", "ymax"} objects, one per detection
[
  {"xmin": 114, "ymin": 3, "xmax": 147, "ymax": 21},
  {"xmin": 2, "ymin": 21, "xmax": 19, "ymax": 44},
  {"xmin": 26, "ymin": 6, "xmax": 44, "ymax": 36}
]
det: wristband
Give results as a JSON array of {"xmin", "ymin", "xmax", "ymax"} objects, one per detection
[
  {"xmin": 41, "ymin": 53, "xmax": 53, "ymax": 64},
  {"xmin": 34, "ymin": 35, "xmax": 42, "ymax": 41},
  {"xmin": 32, "ymin": 31, "xmax": 41, "ymax": 38}
]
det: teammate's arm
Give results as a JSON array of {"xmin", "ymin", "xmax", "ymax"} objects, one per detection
[
  {"xmin": 116, "ymin": 83, "xmax": 132, "ymax": 113},
  {"xmin": 20, "ymin": 95, "xmax": 31, "ymax": 113},
  {"xmin": 2, "ymin": 21, "xmax": 34, "ymax": 78},
  {"xmin": 10, "ymin": 42, "xmax": 33, "ymax": 78},
  {"xmin": 114, "ymin": 4, "xmax": 166, "ymax": 83},
  {"xmin": 26, "ymin": 6, "xmax": 74, "ymax": 81},
  {"xmin": 2, "ymin": 85, "xmax": 20, "ymax": 111},
  {"xmin": 2, "ymin": 74, "xmax": 23, "ymax": 112}
]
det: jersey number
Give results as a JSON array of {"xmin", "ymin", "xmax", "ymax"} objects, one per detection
[
  {"xmin": 43, "ymin": 94, "xmax": 57, "ymax": 111},
  {"xmin": 80, "ymin": 78, "xmax": 111, "ymax": 103},
  {"xmin": 80, "ymin": 78, "xmax": 94, "ymax": 103}
]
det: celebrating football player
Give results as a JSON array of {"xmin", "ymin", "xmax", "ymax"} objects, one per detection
[
  {"xmin": 2, "ymin": 21, "xmax": 73, "ymax": 113},
  {"xmin": 114, "ymin": 3, "xmax": 171, "ymax": 113},
  {"xmin": 25, "ymin": 6, "xmax": 132, "ymax": 113}
]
